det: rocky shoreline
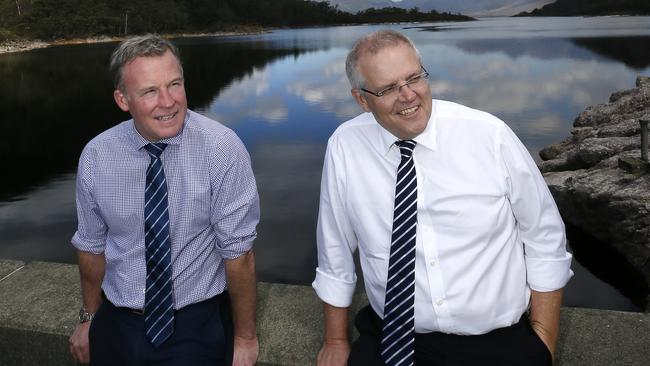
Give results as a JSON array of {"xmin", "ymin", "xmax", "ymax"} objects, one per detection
[
  {"xmin": 0, "ymin": 30, "xmax": 267, "ymax": 55},
  {"xmin": 0, "ymin": 39, "xmax": 51, "ymax": 54},
  {"xmin": 539, "ymin": 76, "xmax": 650, "ymax": 309}
]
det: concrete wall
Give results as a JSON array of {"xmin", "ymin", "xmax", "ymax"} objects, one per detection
[{"xmin": 1, "ymin": 259, "xmax": 649, "ymax": 365}]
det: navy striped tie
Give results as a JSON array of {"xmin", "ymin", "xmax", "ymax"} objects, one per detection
[
  {"xmin": 143, "ymin": 143, "xmax": 174, "ymax": 347},
  {"xmin": 381, "ymin": 140, "xmax": 417, "ymax": 366}
]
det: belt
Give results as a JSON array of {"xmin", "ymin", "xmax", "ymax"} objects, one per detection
[{"xmin": 102, "ymin": 291, "xmax": 227, "ymax": 316}]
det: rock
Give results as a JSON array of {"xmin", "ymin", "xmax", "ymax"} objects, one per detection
[
  {"xmin": 539, "ymin": 76, "xmax": 650, "ymax": 306},
  {"xmin": 0, "ymin": 40, "xmax": 49, "ymax": 54}
]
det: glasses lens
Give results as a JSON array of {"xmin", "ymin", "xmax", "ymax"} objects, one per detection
[
  {"xmin": 377, "ymin": 86, "xmax": 397, "ymax": 97},
  {"xmin": 370, "ymin": 70, "xmax": 429, "ymax": 97}
]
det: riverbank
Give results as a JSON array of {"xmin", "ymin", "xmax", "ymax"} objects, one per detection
[
  {"xmin": 0, "ymin": 28, "xmax": 269, "ymax": 55},
  {"xmin": 0, "ymin": 39, "xmax": 51, "ymax": 54},
  {"xmin": 539, "ymin": 76, "xmax": 650, "ymax": 309}
]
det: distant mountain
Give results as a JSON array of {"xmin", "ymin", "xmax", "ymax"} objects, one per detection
[
  {"xmin": 516, "ymin": 0, "xmax": 650, "ymax": 16},
  {"xmin": 327, "ymin": 0, "xmax": 555, "ymax": 16}
]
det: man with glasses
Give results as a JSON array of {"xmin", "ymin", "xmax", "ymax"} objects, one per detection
[{"xmin": 313, "ymin": 30, "xmax": 572, "ymax": 366}]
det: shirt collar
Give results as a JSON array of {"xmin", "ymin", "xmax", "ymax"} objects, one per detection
[
  {"xmin": 377, "ymin": 100, "xmax": 438, "ymax": 155},
  {"xmin": 128, "ymin": 111, "xmax": 189, "ymax": 151}
]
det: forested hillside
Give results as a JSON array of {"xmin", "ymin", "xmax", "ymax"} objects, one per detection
[
  {"xmin": 0, "ymin": 0, "xmax": 471, "ymax": 41},
  {"xmin": 516, "ymin": 0, "xmax": 650, "ymax": 16}
]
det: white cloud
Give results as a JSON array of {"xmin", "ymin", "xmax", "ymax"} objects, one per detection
[{"xmin": 205, "ymin": 65, "xmax": 289, "ymax": 125}]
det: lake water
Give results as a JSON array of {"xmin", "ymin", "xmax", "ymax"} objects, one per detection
[{"xmin": 1, "ymin": 16, "xmax": 649, "ymax": 311}]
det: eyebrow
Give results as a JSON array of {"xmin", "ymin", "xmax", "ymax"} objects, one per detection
[
  {"xmin": 377, "ymin": 69, "xmax": 423, "ymax": 90},
  {"xmin": 136, "ymin": 86, "xmax": 157, "ymax": 95},
  {"xmin": 135, "ymin": 76, "xmax": 184, "ymax": 94},
  {"xmin": 169, "ymin": 76, "xmax": 184, "ymax": 84}
]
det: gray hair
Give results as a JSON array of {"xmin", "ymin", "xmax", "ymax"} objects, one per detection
[
  {"xmin": 345, "ymin": 30, "xmax": 421, "ymax": 90},
  {"xmin": 109, "ymin": 34, "xmax": 182, "ymax": 91}
]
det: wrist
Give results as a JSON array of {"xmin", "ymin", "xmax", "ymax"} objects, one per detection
[
  {"xmin": 323, "ymin": 337, "xmax": 348, "ymax": 345},
  {"xmin": 78, "ymin": 307, "xmax": 95, "ymax": 323},
  {"xmin": 234, "ymin": 334, "xmax": 258, "ymax": 341}
]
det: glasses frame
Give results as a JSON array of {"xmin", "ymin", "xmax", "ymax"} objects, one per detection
[{"xmin": 360, "ymin": 66, "xmax": 429, "ymax": 98}]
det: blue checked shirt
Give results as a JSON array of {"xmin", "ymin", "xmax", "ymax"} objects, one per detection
[{"xmin": 72, "ymin": 110, "xmax": 260, "ymax": 310}]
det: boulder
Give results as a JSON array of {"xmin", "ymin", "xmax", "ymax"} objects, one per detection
[{"xmin": 539, "ymin": 76, "xmax": 650, "ymax": 308}]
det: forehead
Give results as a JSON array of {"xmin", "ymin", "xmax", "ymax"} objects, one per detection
[
  {"xmin": 121, "ymin": 51, "xmax": 182, "ymax": 85},
  {"xmin": 357, "ymin": 42, "xmax": 420, "ymax": 87}
]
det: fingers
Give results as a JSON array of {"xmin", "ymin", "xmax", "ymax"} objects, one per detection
[
  {"xmin": 232, "ymin": 335, "xmax": 259, "ymax": 366},
  {"xmin": 69, "ymin": 322, "xmax": 91, "ymax": 364}
]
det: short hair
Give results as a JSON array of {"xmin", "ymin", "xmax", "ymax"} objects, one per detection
[
  {"xmin": 109, "ymin": 34, "xmax": 182, "ymax": 91},
  {"xmin": 345, "ymin": 30, "xmax": 422, "ymax": 90}
]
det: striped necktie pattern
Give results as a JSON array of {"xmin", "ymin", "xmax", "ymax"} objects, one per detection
[
  {"xmin": 381, "ymin": 139, "xmax": 417, "ymax": 366},
  {"xmin": 143, "ymin": 143, "xmax": 175, "ymax": 347}
]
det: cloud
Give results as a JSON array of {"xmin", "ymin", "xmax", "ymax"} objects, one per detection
[{"xmin": 205, "ymin": 64, "xmax": 288, "ymax": 125}]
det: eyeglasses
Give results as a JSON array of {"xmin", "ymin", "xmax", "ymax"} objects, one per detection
[{"xmin": 360, "ymin": 67, "xmax": 429, "ymax": 98}]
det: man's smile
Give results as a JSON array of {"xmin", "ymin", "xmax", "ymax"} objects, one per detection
[
  {"xmin": 155, "ymin": 111, "xmax": 178, "ymax": 121},
  {"xmin": 398, "ymin": 105, "xmax": 419, "ymax": 116}
]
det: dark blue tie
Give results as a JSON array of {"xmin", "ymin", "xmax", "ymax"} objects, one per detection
[
  {"xmin": 143, "ymin": 143, "xmax": 174, "ymax": 347},
  {"xmin": 381, "ymin": 140, "xmax": 417, "ymax": 366}
]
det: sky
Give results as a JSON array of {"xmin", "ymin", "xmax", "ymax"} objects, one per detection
[{"xmin": 326, "ymin": 0, "xmax": 556, "ymax": 17}]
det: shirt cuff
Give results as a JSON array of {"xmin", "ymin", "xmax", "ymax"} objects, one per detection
[
  {"xmin": 525, "ymin": 252, "xmax": 574, "ymax": 291},
  {"xmin": 217, "ymin": 234, "xmax": 256, "ymax": 260},
  {"xmin": 71, "ymin": 231, "xmax": 105, "ymax": 254},
  {"xmin": 312, "ymin": 267, "xmax": 357, "ymax": 308}
]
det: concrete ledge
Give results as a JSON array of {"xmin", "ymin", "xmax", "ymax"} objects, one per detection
[{"xmin": 1, "ymin": 259, "xmax": 649, "ymax": 365}]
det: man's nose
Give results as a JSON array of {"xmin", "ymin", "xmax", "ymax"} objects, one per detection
[
  {"xmin": 158, "ymin": 89, "xmax": 174, "ymax": 107},
  {"xmin": 397, "ymin": 82, "xmax": 417, "ymax": 101}
]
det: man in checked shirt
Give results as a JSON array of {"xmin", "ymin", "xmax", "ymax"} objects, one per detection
[{"xmin": 68, "ymin": 34, "xmax": 259, "ymax": 366}]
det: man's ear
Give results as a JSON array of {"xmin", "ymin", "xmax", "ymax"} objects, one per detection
[
  {"xmin": 351, "ymin": 89, "xmax": 372, "ymax": 113},
  {"xmin": 113, "ymin": 89, "xmax": 130, "ymax": 112}
]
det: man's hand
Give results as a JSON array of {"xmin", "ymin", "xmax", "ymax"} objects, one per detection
[
  {"xmin": 232, "ymin": 335, "xmax": 259, "ymax": 366},
  {"xmin": 69, "ymin": 321, "xmax": 91, "ymax": 364},
  {"xmin": 529, "ymin": 288, "xmax": 563, "ymax": 358},
  {"xmin": 317, "ymin": 338, "xmax": 350, "ymax": 366},
  {"xmin": 226, "ymin": 250, "xmax": 258, "ymax": 366},
  {"xmin": 530, "ymin": 319, "xmax": 555, "ymax": 355},
  {"xmin": 70, "ymin": 251, "xmax": 105, "ymax": 364},
  {"xmin": 317, "ymin": 302, "xmax": 350, "ymax": 366}
]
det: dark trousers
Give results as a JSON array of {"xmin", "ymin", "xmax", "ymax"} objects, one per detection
[
  {"xmin": 348, "ymin": 305, "xmax": 552, "ymax": 366},
  {"xmin": 89, "ymin": 292, "xmax": 233, "ymax": 366}
]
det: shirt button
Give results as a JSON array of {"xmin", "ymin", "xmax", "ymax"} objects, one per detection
[
  {"xmin": 429, "ymin": 261, "xmax": 436, "ymax": 267},
  {"xmin": 436, "ymin": 299, "xmax": 444, "ymax": 306},
  {"xmin": 142, "ymin": 288, "xmax": 146, "ymax": 294}
]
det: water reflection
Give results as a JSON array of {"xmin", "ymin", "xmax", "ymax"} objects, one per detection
[
  {"xmin": 436, "ymin": 36, "xmax": 650, "ymax": 70},
  {"xmin": 0, "ymin": 174, "xmax": 77, "ymax": 263},
  {"xmin": 2, "ymin": 17, "xmax": 650, "ymax": 311},
  {"xmin": 0, "ymin": 43, "xmax": 118, "ymax": 202},
  {"xmin": 0, "ymin": 41, "xmax": 310, "ymax": 202},
  {"xmin": 251, "ymin": 143, "xmax": 325, "ymax": 284},
  {"xmin": 573, "ymin": 36, "xmax": 650, "ymax": 70}
]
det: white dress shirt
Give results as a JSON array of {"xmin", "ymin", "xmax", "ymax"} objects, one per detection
[{"xmin": 312, "ymin": 100, "xmax": 572, "ymax": 335}]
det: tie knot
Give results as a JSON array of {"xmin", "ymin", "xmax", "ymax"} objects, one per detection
[
  {"xmin": 396, "ymin": 140, "xmax": 416, "ymax": 157},
  {"xmin": 144, "ymin": 143, "xmax": 167, "ymax": 159}
]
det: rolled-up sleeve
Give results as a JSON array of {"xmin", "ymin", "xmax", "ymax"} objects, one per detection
[
  {"xmin": 312, "ymin": 137, "xmax": 358, "ymax": 308},
  {"xmin": 499, "ymin": 125, "xmax": 573, "ymax": 292},
  {"xmin": 71, "ymin": 145, "xmax": 107, "ymax": 254},
  {"xmin": 210, "ymin": 130, "xmax": 260, "ymax": 260}
]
